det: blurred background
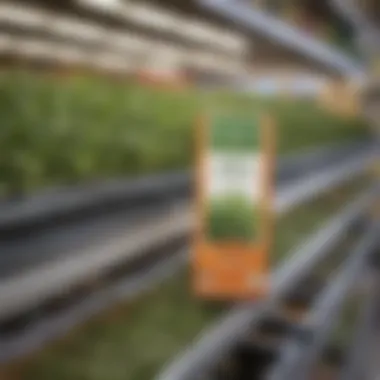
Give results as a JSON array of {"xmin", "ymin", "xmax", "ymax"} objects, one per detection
[{"xmin": 0, "ymin": 0, "xmax": 379, "ymax": 380}]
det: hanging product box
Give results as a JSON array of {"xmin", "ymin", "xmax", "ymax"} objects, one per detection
[{"xmin": 193, "ymin": 112, "xmax": 275, "ymax": 299}]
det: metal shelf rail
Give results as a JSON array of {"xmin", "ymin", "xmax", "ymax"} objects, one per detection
[
  {"xmin": 156, "ymin": 154, "xmax": 379, "ymax": 380},
  {"xmin": 0, "ymin": 146, "xmax": 376, "ymax": 365}
]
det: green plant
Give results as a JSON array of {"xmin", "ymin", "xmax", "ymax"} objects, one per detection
[{"xmin": 0, "ymin": 69, "xmax": 368, "ymax": 197}]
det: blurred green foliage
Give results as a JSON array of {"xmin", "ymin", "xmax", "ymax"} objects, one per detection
[{"xmin": 0, "ymin": 70, "xmax": 368, "ymax": 196}]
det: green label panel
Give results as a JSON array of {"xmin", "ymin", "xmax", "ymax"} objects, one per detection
[
  {"xmin": 210, "ymin": 114, "xmax": 260, "ymax": 153},
  {"xmin": 205, "ymin": 113, "xmax": 261, "ymax": 243}
]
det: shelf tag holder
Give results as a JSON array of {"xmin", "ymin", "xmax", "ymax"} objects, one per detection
[{"xmin": 193, "ymin": 111, "xmax": 275, "ymax": 299}]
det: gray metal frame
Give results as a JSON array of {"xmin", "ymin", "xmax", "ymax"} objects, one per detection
[
  {"xmin": 267, "ymin": 223, "xmax": 380, "ymax": 380},
  {"xmin": 198, "ymin": 0, "xmax": 365, "ymax": 78},
  {"xmin": 157, "ymin": 185, "xmax": 379, "ymax": 380},
  {"xmin": 1, "ymin": 147, "xmax": 377, "ymax": 368}
]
